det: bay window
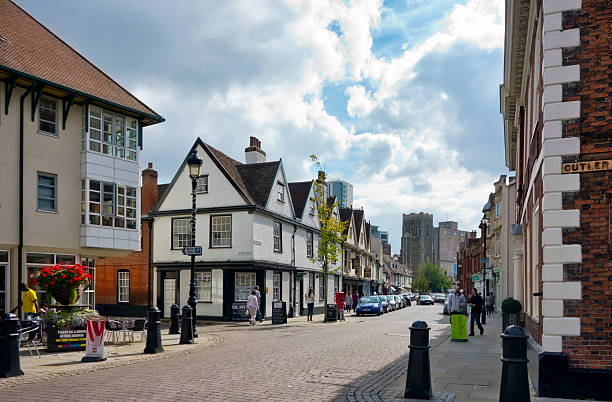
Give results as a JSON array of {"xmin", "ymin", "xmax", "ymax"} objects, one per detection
[
  {"xmin": 82, "ymin": 178, "xmax": 138, "ymax": 229},
  {"xmin": 86, "ymin": 105, "xmax": 138, "ymax": 161}
]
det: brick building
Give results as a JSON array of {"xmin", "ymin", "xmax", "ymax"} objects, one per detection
[
  {"xmin": 95, "ymin": 163, "xmax": 164, "ymax": 316},
  {"xmin": 457, "ymin": 232, "xmax": 481, "ymax": 295},
  {"xmin": 501, "ymin": 0, "xmax": 611, "ymax": 398}
]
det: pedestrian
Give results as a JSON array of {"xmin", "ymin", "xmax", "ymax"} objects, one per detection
[
  {"xmin": 337, "ymin": 295, "xmax": 345, "ymax": 322},
  {"xmin": 485, "ymin": 292, "xmax": 493, "ymax": 316},
  {"xmin": 345, "ymin": 292, "xmax": 352, "ymax": 313},
  {"xmin": 490, "ymin": 292, "xmax": 496, "ymax": 314},
  {"xmin": 247, "ymin": 290, "xmax": 259, "ymax": 326},
  {"xmin": 467, "ymin": 288, "xmax": 484, "ymax": 336},
  {"xmin": 352, "ymin": 291, "xmax": 359, "ymax": 314},
  {"xmin": 305, "ymin": 288, "xmax": 315, "ymax": 321},
  {"xmin": 449, "ymin": 287, "xmax": 468, "ymax": 342},
  {"xmin": 254, "ymin": 286, "xmax": 263, "ymax": 322},
  {"xmin": 10, "ymin": 283, "xmax": 39, "ymax": 319}
]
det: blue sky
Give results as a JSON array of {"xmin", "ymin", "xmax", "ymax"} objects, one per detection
[{"xmin": 17, "ymin": 0, "xmax": 508, "ymax": 252}]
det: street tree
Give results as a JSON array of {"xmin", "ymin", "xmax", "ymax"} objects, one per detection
[
  {"xmin": 411, "ymin": 273, "xmax": 429, "ymax": 293},
  {"xmin": 416, "ymin": 262, "xmax": 454, "ymax": 292},
  {"xmin": 311, "ymin": 155, "xmax": 349, "ymax": 322}
]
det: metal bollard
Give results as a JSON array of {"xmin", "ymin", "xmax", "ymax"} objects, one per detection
[
  {"xmin": 500, "ymin": 325, "xmax": 530, "ymax": 402},
  {"xmin": 179, "ymin": 305, "xmax": 193, "ymax": 344},
  {"xmin": 144, "ymin": 307, "xmax": 164, "ymax": 354},
  {"xmin": 0, "ymin": 314, "xmax": 24, "ymax": 378},
  {"xmin": 404, "ymin": 320, "xmax": 432, "ymax": 399},
  {"xmin": 169, "ymin": 304, "xmax": 180, "ymax": 335}
]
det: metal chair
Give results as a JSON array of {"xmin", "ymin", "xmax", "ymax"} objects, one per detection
[
  {"xmin": 126, "ymin": 318, "xmax": 147, "ymax": 342},
  {"xmin": 104, "ymin": 319, "xmax": 123, "ymax": 344},
  {"xmin": 19, "ymin": 320, "xmax": 42, "ymax": 357}
]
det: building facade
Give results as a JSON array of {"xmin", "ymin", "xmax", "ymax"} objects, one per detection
[
  {"xmin": 0, "ymin": 0, "xmax": 163, "ymax": 314},
  {"xmin": 501, "ymin": 0, "xmax": 611, "ymax": 397},
  {"xmin": 327, "ymin": 180, "xmax": 353, "ymax": 209},
  {"xmin": 433, "ymin": 221, "xmax": 467, "ymax": 279},
  {"xmin": 400, "ymin": 212, "xmax": 434, "ymax": 270}
]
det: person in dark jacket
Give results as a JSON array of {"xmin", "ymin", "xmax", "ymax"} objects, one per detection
[
  {"xmin": 352, "ymin": 291, "xmax": 359, "ymax": 314},
  {"xmin": 468, "ymin": 288, "xmax": 484, "ymax": 336}
]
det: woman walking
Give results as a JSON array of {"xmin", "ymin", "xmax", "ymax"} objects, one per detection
[
  {"xmin": 305, "ymin": 288, "xmax": 315, "ymax": 321},
  {"xmin": 345, "ymin": 291, "xmax": 352, "ymax": 313},
  {"xmin": 247, "ymin": 289, "xmax": 259, "ymax": 325}
]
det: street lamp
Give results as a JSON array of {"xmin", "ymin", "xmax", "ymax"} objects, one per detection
[
  {"xmin": 480, "ymin": 215, "xmax": 490, "ymax": 325},
  {"xmin": 187, "ymin": 150, "xmax": 202, "ymax": 338}
]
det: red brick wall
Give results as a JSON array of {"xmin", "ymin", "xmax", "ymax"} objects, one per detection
[
  {"xmin": 559, "ymin": 3, "xmax": 612, "ymax": 370},
  {"xmin": 95, "ymin": 164, "xmax": 158, "ymax": 307}
]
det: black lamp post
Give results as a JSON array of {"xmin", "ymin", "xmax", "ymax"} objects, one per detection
[
  {"xmin": 187, "ymin": 150, "xmax": 202, "ymax": 338},
  {"xmin": 481, "ymin": 215, "xmax": 489, "ymax": 325}
]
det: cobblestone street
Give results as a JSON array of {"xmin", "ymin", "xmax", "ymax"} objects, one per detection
[{"xmin": 2, "ymin": 305, "xmax": 450, "ymax": 401}]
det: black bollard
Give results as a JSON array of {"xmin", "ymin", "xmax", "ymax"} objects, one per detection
[
  {"xmin": 144, "ymin": 307, "xmax": 164, "ymax": 354},
  {"xmin": 179, "ymin": 305, "xmax": 193, "ymax": 344},
  {"xmin": 404, "ymin": 320, "xmax": 432, "ymax": 399},
  {"xmin": 0, "ymin": 314, "xmax": 24, "ymax": 378},
  {"xmin": 499, "ymin": 325, "xmax": 530, "ymax": 402},
  {"xmin": 169, "ymin": 304, "xmax": 180, "ymax": 335}
]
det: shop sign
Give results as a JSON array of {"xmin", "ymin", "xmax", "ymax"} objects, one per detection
[
  {"xmin": 231, "ymin": 302, "xmax": 249, "ymax": 321},
  {"xmin": 493, "ymin": 266, "xmax": 502, "ymax": 273},
  {"xmin": 471, "ymin": 274, "xmax": 481, "ymax": 282},
  {"xmin": 562, "ymin": 159, "xmax": 612, "ymax": 173}
]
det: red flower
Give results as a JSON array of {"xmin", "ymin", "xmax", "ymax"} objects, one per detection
[
  {"xmin": 69, "ymin": 279, "xmax": 73, "ymax": 284},
  {"xmin": 33, "ymin": 278, "xmax": 38, "ymax": 285},
  {"xmin": 62, "ymin": 274, "xmax": 67, "ymax": 278},
  {"xmin": 50, "ymin": 281, "xmax": 55, "ymax": 285},
  {"xmin": 44, "ymin": 284, "xmax": 49, "ymax": 288}
]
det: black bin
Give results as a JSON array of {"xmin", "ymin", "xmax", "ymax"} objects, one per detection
[{"xmin": 326, "ymin": 304, "xmax": 337, "ymax": 321}]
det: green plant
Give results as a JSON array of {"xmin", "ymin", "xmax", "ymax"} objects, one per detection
[
  {"xmin": 41, "ymin": 308, "xmax": 98, "ymax": 328},
  {"xmin": 501, "ymin": 297, "xmax": 522, "ymax": 314}
]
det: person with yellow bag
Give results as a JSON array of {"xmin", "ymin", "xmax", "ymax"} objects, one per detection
[{"xmin": 449, "ymin": 288, "xmax": 468, "ymax": 342}]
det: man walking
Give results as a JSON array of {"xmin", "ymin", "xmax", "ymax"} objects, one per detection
[
  {"xmin": 468, "ymin": 288, "xmax": 484, "ymax": 336},
  {"xmin": 351, "ymin": 291, "xmax": 359, "ymax": 314},
  {"xmin": 254, "ymin": 286, "xmax": 263, "ymax": 322},
  {"xmin": 10, "ymin": 283, "xmax": 38, "ymax": 319}
]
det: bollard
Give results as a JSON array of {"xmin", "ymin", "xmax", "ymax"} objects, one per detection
[
  {"xmin": 0, "ymin": 314, "xmax": 24, "ymax": 378},
  {"xmin": 499, "ymin": 325, "xmax": 530, "ymax": 402},
  {"xmin": 144, "ymin": 307, "xmax": 164, "ymax": 354},
  {"xmin": 404, "ymin": 320, "xmax": 432, "ymax": 399},
  {"xmin": 179, "ymin": 305, "xmax": 193, "ymax": 345},
  {"xmin": 169, "ymin": 304, "xmax": 180, "ymax": 335}
]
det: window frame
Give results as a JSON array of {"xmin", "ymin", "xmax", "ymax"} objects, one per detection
[
  {"xmin": 37, "ymin": 172, "xmax": 57, "ymax": 212},
  {"xmin": 277, "ymin": 182, "xmax": 285, "ymax": 202},
  {"xmin": 171, "ymin": 217, "xmax": 192, "ymax": 250},
  {"xmin": 117, "ymin": 270, "xmax": 130, "ymax": 304},
  {"xmin": 195, "ymin": 270, "xmax": 212, "ymax": 302},
  {"xmin": 273, "ymin": 221, "xmax": 282, "ymax": 252},
  {"xmin": 273, "ymin": 272, "xmax": 281, "ymax": 302},
  {"xmin": 234, "ymin": 271, "xmax": 256, "ymax": 302},
  {"xmin": 318, "ymin": 274, "xmax": 324, "ymax": 301},
  {"xmin": 38, "ymin": 96, "xmax": 58, "ymax": 137},
  {"xmin": 309, "ymin": 198, "xmax": 315, "ymax": 215},
  {"xmin": 210, "ymin": 215, "xmax": 232, "ymax": 248},
  {"xmin": 496, "ymin": 203, "xmax": 501, "ymax": 218},
  {"xmin": 306, "ymin": 231, "xmax": 314, "ymax": 258},
  {"xmin": 195, "ymin": 175, "xmax": 209, "ymax": 194}
]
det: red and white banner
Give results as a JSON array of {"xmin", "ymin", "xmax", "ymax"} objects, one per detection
[{"xmin": 84, "ymin": 316, "xmax": 106, "ymax": 359}]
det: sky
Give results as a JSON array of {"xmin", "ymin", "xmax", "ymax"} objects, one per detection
[{"xmin": 17, "ymin": 0, "xmax": 508, "ymax": 252}]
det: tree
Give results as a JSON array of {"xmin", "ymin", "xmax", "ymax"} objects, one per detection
[
  {"xmin": 411, "ymin": 273, "xmax": 429, "ymax": 293},
  {"xmin": 416, "ymin": 261, "xmax": 453, "ymax": 292},
  {"xmin": 311, "ymin": 155, "xmax": 349, "ymax": 322}
]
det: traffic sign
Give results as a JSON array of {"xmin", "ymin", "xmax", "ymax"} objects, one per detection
[{"xmin": 182, "ymin": 246, "xmax": 202, "ymax": 256}]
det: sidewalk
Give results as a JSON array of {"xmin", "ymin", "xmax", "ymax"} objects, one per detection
[{"xmin": 385, "ymin": 314, "xmax": 507, "ymax": 401}]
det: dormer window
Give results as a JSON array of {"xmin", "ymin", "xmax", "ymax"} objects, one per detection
[
  {"xmin": 309, "ymin": 198, "xmax": 315, "ymax": 215},
  {"xmin": 277, "ymin": 182, "xmax": 285, "ymax": 202}
]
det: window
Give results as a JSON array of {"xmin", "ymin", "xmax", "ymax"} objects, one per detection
[
  {"xmin": 26, "ymin": 253, "xmax": 76, "ymax": 302},
  {"xmin": 81, "ymin": 257, "xmax": 95, "ymax": 309},
  {"xmin": 195, "ymin": 271, "xmax": 212, "ymax": 302},
  {"xmin": 235, "ymin": 272, "xmax": 256, "ymax": 302},
  {"xmin": 195, "ymin": 175, "xmax": 208, "ymax": 193},
  {"xmin": 344, "ymin": 251, "xmax": 350, "ymax": 271},
  {"xmin": 118, "ymin": 271, "xmax": 130, "ymax": 303},
  {"xmin": 496, "ymin": 203, "xmax": 501, "ymax": 218},
  {"xmin": 306, "ymin": 231, "xmax": 314, "ymax": 258},
  {"xmin": 211, "ymin": 215, "xmax": 232, "ymax": 247},
  {"xmin": 495, "ymin": 239, "xmax": 501, "ymax": 257},
  {"xmin": 38, "ymin": 97, "xmax": 57, "ymax": 136},
  {"xmin": 273, "ymin": 273, "xmax": 281, "ymax": 301},
  {"xmin": 277, "ymin": 182, "xmax": 285, "ymax": 202},
  {"xmin": 37, "ymin": 173, "xmax": 57, "ymax": 212},
  {"xmin": 101, "ymin": 182, "xmax": 115, "ymax": 227},
  {"xmin": 84, "ymin": 179, "xmax": 136, "ymax": 229},
  {"xmin": 172, "ymin": 218, "xmax": 191, "ymax": 249},
  {"xmin": 116, "ymin": 186, "xmax": 137, "ymax": 229},
  {"xmin": 0, "ymin": 251, "xmax": 8, "ymax": 314},
  {"xmin": 319, "ymin": 274, "xmax": 324, "ymax": 300},
  {"xmin": 273, "ymin": 221, "xmax": 282, "ymax": 252},
  {"xmin": 87, "ymin": 106, "xmax": 138, "ymax": 161},
  {"xmin": 309, "ymin": 198, "xmax": 315, "ymax": 215},
  {"xmin": 334, "ymin": 275, "xmax": 339, "ymax": 293}
]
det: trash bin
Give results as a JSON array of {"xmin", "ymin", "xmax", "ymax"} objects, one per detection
[
  {"xmin": 82, "ymin": 316, "xmax": 107, "ymax": 362},
  {"xmin": 451, "ymin": 313, "xmax": 468, "ymax": 342},
  {"xmin": 326, "ymin": 304, "xmax": 337, "ymax": 321}
]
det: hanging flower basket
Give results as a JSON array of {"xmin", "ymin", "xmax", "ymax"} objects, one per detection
[{"xmin": 35, "ymin": 263, "xmax": 92, "ymax": 305}]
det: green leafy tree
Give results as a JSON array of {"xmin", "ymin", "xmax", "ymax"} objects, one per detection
[
  {"xmin": 417, "ymin": 261, "xmax": 453, "ymax": 292},
  {"xmin": 310, "ymin": 155, "xmax": 349, "ymax": 322},
  {"xmin": 411, "ymin": 274, "xmax": 429, "ymax": 293}
]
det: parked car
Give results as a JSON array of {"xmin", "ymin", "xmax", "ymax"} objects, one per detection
[
  {"xmin": 387, "ymin": 295, "xmax": 398, "ymax": 311},
  {"xmin": 433, "ymin": 293, "xmax": 446, "ymax": 303},
  {"xmin": 401, "ymin": 294, "xmax": 412, "ymax": 306},
  {"xmin": 377, "ymin": 295, "xmax": 389, "ymax": 313},
  {"xmin": 417, "ymin": 295, "xmax": 434, "ymax": 305},
  {"xmin": 394, "ymin": 295, "xmax": 404, "ymax": 308},
  {"xmin": 356, "ymin": 296, "xmax": 384, "ymax": 316}
]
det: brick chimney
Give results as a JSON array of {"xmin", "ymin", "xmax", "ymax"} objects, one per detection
[
  {"xmin": 245, "ymin": 136, "xmax": 266, "ymax": 164},
  {"xmin": 141, "ymin": 162, "xmax": 159, "ymax": 213}
]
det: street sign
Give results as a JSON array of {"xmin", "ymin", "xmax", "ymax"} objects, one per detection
[
  {"xmin": 480, "ymin": 258, "xmax": 488, "ymax": 264},
  {"xmin": 182, "ymin": 246, "xmax": 202, "ymax": 256}
]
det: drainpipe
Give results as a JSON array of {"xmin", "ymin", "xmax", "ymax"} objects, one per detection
[
  {"xmin": 144, "ymin": 216, "xmax": 154, "ymax": 309},
  {"xmin": 18, "ymin": 85, "xmax": 34, "ymax": 317},
  {"xmin": 289, "ymin": 224, "xmax": 297, "ymax": 318}
]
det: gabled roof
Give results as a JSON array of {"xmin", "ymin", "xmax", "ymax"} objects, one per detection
[
  {"xmin": 288, "ymin": 181, "xmax": 313, "ymax": 219},
  {"xmin": 236, "ymin": 161, "xmax": 281, "ymax": 207},
  {"xmin": 0, "ymin": 0, "xmax": 162, "ymax": 124},
  {"xmin": 353, "ymin": 209, "xmax": 364, "ymax": 242},
  {"xmin": 339, "ymin": 208, "xmax": 353, "ymax": 237}
]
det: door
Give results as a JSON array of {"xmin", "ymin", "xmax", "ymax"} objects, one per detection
[
  {"xmin": 299, "ymin": 279, "xmax": 304, "ymax": 316},
  {"xmin": 163, "ymin": 278, "xmax": 176, "ymax": 317}
]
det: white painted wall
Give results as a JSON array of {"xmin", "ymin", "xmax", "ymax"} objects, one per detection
[
  {"xmin": 252, "ymin": 212, "xmax": 292, "ymax": 265},
  {"xmin": 265, "ymin": 163, "xmax": 295, "ymax": 220}
]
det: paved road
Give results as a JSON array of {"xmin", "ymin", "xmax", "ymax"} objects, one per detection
[{"xmin": 3, "ymin": 304, "xmax": 449, "ymax": 401}]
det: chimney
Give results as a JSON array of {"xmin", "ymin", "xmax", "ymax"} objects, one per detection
[
  {"xmin": 141, "ymin": 162, "xmax": 159, "ymax": 213},
  {"xmin": 245, "ymin": 136, "xmax": 266, "ymax": 164}
]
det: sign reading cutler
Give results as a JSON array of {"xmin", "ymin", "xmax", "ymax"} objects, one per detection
[{"xmin": 563, "ymin": 159, "xmax": 612, "ymax": 173}]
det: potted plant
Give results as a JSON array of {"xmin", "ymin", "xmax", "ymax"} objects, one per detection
[
  {"xmin": 35, "ymin": 263, "xmax": 92, "ymax": 305},
  {"xmin": 501, "ymin": 297, "xmax": 523, "ymax": 331}
]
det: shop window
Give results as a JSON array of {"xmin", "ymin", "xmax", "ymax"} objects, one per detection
[
  {"xmin": 273, "ymin": 273, "xmax": 281, "ymax": 302},
  {"xmin": 235, "ymin": 272, "xmax": 256, "ymax": 302},
  {"xmin": 195, "ymin": 271, "xmax": 212, "ymax": 302},
  {"xmin": 319, "ymin": 274, "xmax": 324, "ymax": 300}
]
